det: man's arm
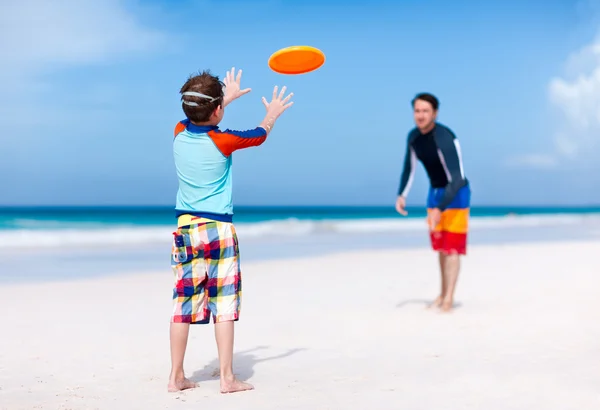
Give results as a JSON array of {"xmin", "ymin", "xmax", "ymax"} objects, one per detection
[
  {"xmin": 397, "ymin": 134, "xmax": 416, "ymax": 198},
  {"xmin": 435, "ymin": 128, "xmax": 467, "ymax": 211}
]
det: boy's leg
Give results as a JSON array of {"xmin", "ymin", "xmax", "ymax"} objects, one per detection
[
  {"xmin": 168, "ymin": 323, "xmax": 197, "ymax": 392},
  {"xmin": 167, "ymin": 225, "xmax": 209, "ymax": 392},
  {"xmin": 206, "ymin": 221, "xmax": 253, "ymax": 394},
  {"xmin": 215, "ymin": 321, "xmax": 253, "ymax": 393}
]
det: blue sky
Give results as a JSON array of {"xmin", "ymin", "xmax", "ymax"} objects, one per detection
[{"xmin": 2, "ymin": 0, "xmax": 600, "ymax": 206}]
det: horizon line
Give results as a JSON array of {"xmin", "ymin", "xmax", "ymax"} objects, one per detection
[{"xmin": 1, "ymin": 204, "xmax": 600, "ymax": 210}]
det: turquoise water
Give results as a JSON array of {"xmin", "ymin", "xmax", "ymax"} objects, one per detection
[
  {"xmin": 1, "ymin": 205, "xmax": 600, "ymax": 230},
  {"xmin": 1, "ymin": 205, "xmax": 600, "ymax": 282}
]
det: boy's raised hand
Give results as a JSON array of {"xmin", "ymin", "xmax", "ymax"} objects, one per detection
[
  {"xmin": 258, "ymin": 86, "xmax": 294, "ymax": 134},
  {"xmin": 223, "ymin": 67, "xmax": 251, "ymax": 107},
  {"xmin": 262, "ymin": 85, "xmax": 294, "ymax": 118}
]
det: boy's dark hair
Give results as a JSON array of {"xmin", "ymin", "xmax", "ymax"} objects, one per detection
[
  {"xmin": 180, "ymin": 70, "xmax": 225, "ymax": 123},
  {"xmin": 411, "ymin": 93, "xmax": 439, "ymax": 111}
]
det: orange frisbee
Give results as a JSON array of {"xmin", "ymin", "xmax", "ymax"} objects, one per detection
[{"xmin": 268, "ymin": 45, "xmax": 325, "ymax": 75}]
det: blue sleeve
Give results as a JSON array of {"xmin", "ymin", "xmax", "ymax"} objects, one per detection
[
  {"xmin": 206, "ymin": 127, "xmax": 267, "ymax": 156},
  {"xmin": 435, "ymin": 128, "xmax": 467, "ymax": 211},
  {"xmin": 397, "ymin": 132, "xmax": 416, "ymax": 197}
]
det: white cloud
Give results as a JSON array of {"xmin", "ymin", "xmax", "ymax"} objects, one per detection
[
  {"xmin": 553, "ymin": 132, "xmax": 579, "ymax": 159},
  {"xmin": 509, "ymin": 29, "xmax": 600, "ymax": 169},
  {"xmin": 0, "ymin": 0, "xmax": 168, "ymax": 133},
  {"xmin": 0, "ymin": 0, "xmax": 165, "ymax": 74},
  {"xmin": 549, "ymin": 54, "xmax": 600, "ymax": 131}
]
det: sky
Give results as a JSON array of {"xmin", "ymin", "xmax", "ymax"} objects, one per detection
[{"xmin": 2, "ymin": 0, "xmax": 600, "ymax": 207}]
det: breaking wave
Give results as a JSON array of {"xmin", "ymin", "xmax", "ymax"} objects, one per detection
[{"xmin": 0, "ymin": 213, "xmax": 598, "ymax": 249}]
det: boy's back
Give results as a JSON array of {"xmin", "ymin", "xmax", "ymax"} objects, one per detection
[
  {"xmin": 167, "ymin": 68, "xmax": 294, "ymax": 395},
  {"xmin": 173, "ymin": 120, "xmax": 266, "ymax": 220}
]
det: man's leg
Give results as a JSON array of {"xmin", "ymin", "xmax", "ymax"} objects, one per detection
[
  {"xmin": 440, "ymin": 253, "xmax": 460, "ymax": 312},
  {"xmin": 436, "ymin": 185, "xmax": 469, "ymax": 312},
  {"xmin": 429, "ymin": 251, "xmax": 448, "ymax": 308},
  {"xmin": 168, "ymin": 323, "xmax": 197, "ymax": 392},
  {"xmin": 428, "ymin": 252, "xmax": 447, "ymax": 308},
  {"xmin": 215, "ymin": 320, "xmax": 253, "ymax": 393}
]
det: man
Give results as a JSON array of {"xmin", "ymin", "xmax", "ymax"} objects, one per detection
[
  {"xmin": 168, "ymin": 68, "xmax": 293, "ymax": 393},
  {"xmin": 395, "ymin": 92, "xmax": 470, "ymax": 313}
]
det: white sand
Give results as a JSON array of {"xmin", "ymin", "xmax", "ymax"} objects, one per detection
[{"xmin": 0, "ymin": 240, "xmax": 599, "ymax": 410}]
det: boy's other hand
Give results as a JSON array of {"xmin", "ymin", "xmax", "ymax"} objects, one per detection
[
  {"xmin": 262, "ymin": 85, "xmax": 294, "ymax": 118},
  {"xmin": 223, "ymin": 67, "xmax": 251, "ymax": 106}
]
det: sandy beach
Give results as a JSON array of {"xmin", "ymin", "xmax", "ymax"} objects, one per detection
[{"xmin": 0, "ymin": 239, "xmax": 599, "ymax": 410}]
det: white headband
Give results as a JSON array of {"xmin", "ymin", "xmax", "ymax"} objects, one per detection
[{"xmin": 181, "ymin": 91, "xmax": 220, "ymax": 106}]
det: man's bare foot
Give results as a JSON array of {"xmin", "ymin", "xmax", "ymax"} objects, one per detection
[
  {"xmin": 220, "ymin": 377, "xmax": 254, "ymax": 394},
  {"xmin": 427, "ymin": 296, "xmax": 443, "ymax": 309},
  {"xmin": 440, "ymin": 299, "xmax": 453, "ymax": 313},
  {"xmin": 167, "ymin": 377, "xmax": 198, "ymax": 393}
]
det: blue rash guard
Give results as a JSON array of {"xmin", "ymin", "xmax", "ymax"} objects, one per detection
[
  {"xmin": 173, "ymin": 119, "xmax": 267, "ymax": 222},
  {"xmin": 397, "ymin": 123, "xmax": 469, "ymax": 211}
]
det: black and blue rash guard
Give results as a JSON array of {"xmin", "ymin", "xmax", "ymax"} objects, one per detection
[{"xmin": 397, "ymin": 123, "xmax": 469, "ymax": 211}]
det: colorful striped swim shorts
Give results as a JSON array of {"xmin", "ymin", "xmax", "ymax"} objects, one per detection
[
  {"xmin": 427, "ymin": 185, "xmax": 471, "ymax": 255},
  {"xmin": 170, "ymin": 215, "xmax": 242, "ymax": 324}
]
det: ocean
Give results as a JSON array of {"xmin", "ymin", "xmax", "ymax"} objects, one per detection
[
  {"xmin": 1, "ymin": 205, "xmax": 600, "ymax": 283},
  {"xmin": 1, "ymin": 205, "xmax": 600, "ymax": 248}
]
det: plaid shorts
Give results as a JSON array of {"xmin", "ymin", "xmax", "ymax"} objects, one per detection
[{"xmin": 170, "ymin": 216, "xmax": 242, "ymax": 324}]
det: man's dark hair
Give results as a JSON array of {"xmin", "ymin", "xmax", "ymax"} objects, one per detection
[
  {"xmin": 179, "ymin": 70, "xmax": 225, "ymax": 123},
  {"xmin": 411, "ymin": 93, "xmax": 439, "ymax": 111}
]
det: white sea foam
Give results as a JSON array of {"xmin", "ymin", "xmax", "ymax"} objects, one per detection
[{"xmin": 0, "ymin": 213, "xmax": 598, "ymax": 249}]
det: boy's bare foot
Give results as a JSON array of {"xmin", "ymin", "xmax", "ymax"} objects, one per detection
[
  {"xmin": 427, "ymin": 296, "xmax": 443, "ymax": 309},
  {"xmin": 220, "ymin": 377, "xmax": 254, "ymax": 394},
  {"xmin": 167, "ymin": 377, "xmax": 198, "ymax": 393}
]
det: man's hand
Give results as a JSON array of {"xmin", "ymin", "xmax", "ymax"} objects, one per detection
[
  {"xmin": 395, "ymin": 196, "xmax": 408, "ymax": 216},
  {"xmin": 428, "ymin": 208, "xmax": 442, "ymax": 231},
  {"xmin": 223, "ymin": 67, "xmax": 251, "ymax": 107}
]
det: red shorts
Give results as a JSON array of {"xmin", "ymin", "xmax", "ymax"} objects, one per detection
[
  {"xmin": 427, "ymin": 186, "xmax": 470, "ymax": 255},
  {"xmin": 429, "ymin": 224, "xmax": 468, "ymax": 255}
]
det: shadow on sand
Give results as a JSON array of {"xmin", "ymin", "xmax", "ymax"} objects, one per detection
[
  {"xmin": 191, "ymin": 346, "xmax": 306, "ymax": 382},
  {"xmin": 396, "ymin": 298, "xmax": 463, "ymax": 310}
]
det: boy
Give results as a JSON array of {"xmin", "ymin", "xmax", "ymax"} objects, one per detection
[{"xmin": 168, "ymin": 68, "xmax": 294, "ymax": 394}]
